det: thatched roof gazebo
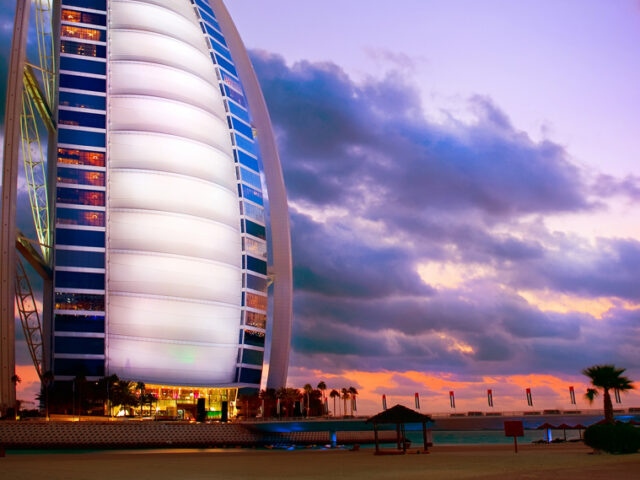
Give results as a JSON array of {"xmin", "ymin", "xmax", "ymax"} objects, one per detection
[{"xmin": 365, "ymin": 404, "xmax": 433, "ymax": 454}]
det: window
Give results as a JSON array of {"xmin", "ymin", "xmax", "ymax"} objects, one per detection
[
  {"xmin": 55, "ymin": 292, "xmax": 104, "ymax": 311},
  {"xmin": 239, "ymin": 367, "xmax": 262, "ymax": 384},
  {"xmin": 233, "ymin": 118, "xmax": 254, "ymax": 139},
  {"xmin": 235, "ymin": 149, "xmax": 259, "ymax": 171},
  {"xmin": 246, "ymin": 274, "xmax": 268, "ymax": 292},
  {"xmin": 54, "ymin": 358, "xmax": 104, "ymax": 377},
  {"xmin": 245, "ymin": 292, "xmax": 267, "ymax": 311},
  {"xmin": 241, "ymin": 349, "xmax": 264, "ymax": 366},
  {"xmin": 228, "ymin": 100, "xmax": 249, "ymax": 123},
  {"xmin": 245, "ymin": 312, "xmax": 266, "ymax": 329},
  {"xmin": 55, "ymin": 336, "xmax": 104, "ymax": 355},
  {"xmin": 59, "ymin": 91, "xmax": 106, "ymax": 110},
  {"xmin": 57, "ymin": 167, "xmax": 105, "ymax": 187},
  {"xmin": 244, "ymin": 237, "xmax": 267, "ymax": 259},
  {"xmin": 56, "ymin": 208, "xmax": 105, "ymax": 227},
  {"xmin": 210, "ymin": 35, "xmax": 232, "ymax": 62},
  {"xmin": 63, "ymin": 0, "xmax": 107, "ymax": 12},
  {"xmin": 246, "ymin": 256, "xmax": 267, "ymax": 276},
  {"xmin": 242, "ymin": 202, "xmax": 264, "ymax": 223},
  {"xmin": 61, "ymin": 9, "xmax": 106, "ymax": 26},
  {"xmin": 60, "ymin": 56, "xmax": 106, "ymax": 76},
  {"xmin": 55, "ymin": 314, "xmax": 104, "ymax": 333},
  {"xmin": 221, "ymin": 70, "xmax": 242, "ymax": 94},
  {"xmin": 224, "ymin": 84, "xmax": 245, "ymax": 108},
  {"xmin": 60, "ymin": 40, "xmax": 106, "ymax": 58},
  {"xmin": 57, "ymin": 187, "xmax": 105, "ymax": 206},
  {"xmin": 58, "ymin": 148, "xmax": 104, "ymax": 167},
  {"xmin": 241, "ymin": 185, "xmax": 263, "ymax": 206},
  {"xmin": 234, "ymin": 133, "xmax": 257, "ymax": 156},
  {"xmin": 55, "ymin": 248, "xmax": 105, "ymax": 268},
  {"xmin": 56, "ymin": 228, "xmax": 105, "ymax": 247},
  {"xmin": 55, "ymin": 271, "xmax": 105, "ymax": 290},
  {"xmin": 215, "ymin": 54, "xmax": 238, "ymax": 77},
  {"xmin": 61, "ymin": 25, "xmax": 106, "ymax": 42},
  {"xmin": 58, "ymin": 128, "xmax": 105, "ymax": 148},
  {"xmin": 243, "ymin": 330, "xmax": 265, "ymax": 347},
  {"xmin": 59, "ymin": 74, "xmax": 106, "ymax": 92},
  {"xmin": 240, "ymin": 168, "xmax": 262, "ymax": 190},
  {"xmin": 59, "ymin": 109, "xmax": 106, "ymax": 129},
  {"xmin": 245, "ymin": 220, "xmax": 266, "ymax": 240}
]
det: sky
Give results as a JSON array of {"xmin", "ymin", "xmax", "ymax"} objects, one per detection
[{"xmin": 3, "ymin": 1, "xmax": 640, "ymax": 414}]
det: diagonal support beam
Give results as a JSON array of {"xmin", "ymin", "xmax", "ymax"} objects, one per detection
[
  {"xmin": 16, "ymin": 232, "xmax": 52, "ymax": 280},
  {"xmin": 23, "ymin": 64, "xmax": 55, "ymax": 133}
]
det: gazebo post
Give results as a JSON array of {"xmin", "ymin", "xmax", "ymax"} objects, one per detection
[
  {"xmin": 396, "ymin": 423, "xmax": 401, "ymax": 450},
  {"xmin": 401, "ymin": 423, "xmax": 407, "ymax": 453},
  {"xmin": 374, "ymin": 422, "xmax": 379, "ymax": 454}
]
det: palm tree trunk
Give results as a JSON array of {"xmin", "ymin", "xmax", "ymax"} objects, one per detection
[{"xmin": 603, "ymin": 388, "xmax": 614, "ymax": 424}]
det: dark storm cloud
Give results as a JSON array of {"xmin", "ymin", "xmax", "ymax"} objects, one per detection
[{"xmin": 251, "ymin": 50, "xmax": 594, "ymax": 219}]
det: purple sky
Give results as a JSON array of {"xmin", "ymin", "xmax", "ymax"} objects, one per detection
[{"xmin": 2, "ymin": 1, "xmax": 640, "ymax": 412}]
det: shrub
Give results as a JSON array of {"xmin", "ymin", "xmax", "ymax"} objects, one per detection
[{"xmin": 584, "ymin": 423, "xmax": 640, "ymax": 454}]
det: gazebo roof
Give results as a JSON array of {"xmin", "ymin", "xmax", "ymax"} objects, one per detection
[{"xmin": 365, "ymin": 404, "xmax": 433, "ymax": 424}]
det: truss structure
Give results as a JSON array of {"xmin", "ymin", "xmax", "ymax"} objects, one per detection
[{"xmin": 15, "ymin": 256, "xmax": 44, "ymax": 380}]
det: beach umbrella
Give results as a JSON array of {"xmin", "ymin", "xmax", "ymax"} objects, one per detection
[
  {"xmin": 557, "ymin": 423, "xmax": 572, "ymax": 441},
  {"xmin": 536, "ymin": 422, "xmax": 557, "ymax": 443}
]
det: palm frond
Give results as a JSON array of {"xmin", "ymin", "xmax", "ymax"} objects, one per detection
[{"xmin": 584, "ymin": 388, "xmax": 598, "ymax": 404}]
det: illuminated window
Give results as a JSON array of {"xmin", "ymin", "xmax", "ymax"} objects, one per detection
[
  {"xmin": 61, "ymin": 40, "xmax": 105, "ymax": 57},
  {"xmin": 244, "ymin": 330, "xmax": 265, "ymax": 347},
  {"xmin": 244, "ymin": 237, "xmax": 266, "ymax": 259},
  {"xmin": 55, "ymin": 292, "xmax": 104, "ymax": 311},
  {"xmin": 57, "ymin": 187, "xmax": 105, "ymax": 206},
  {"xmin": 61, "ymin": 25, "xmax": 105, "ymax": 42},
  {"xmin": 246, "ymin": 293, "xmax": 267, "ymax": 311},
  {"xmin": 56, "ymin": 208, "xmax": 105, "ymax": 227},
  {"xmin": 61, "ymin": 9, "xmax": 106, "ymax": 26},
  {"xmin": 245, "ymin": 312, "xmax": 266, "ymax": 329},
  {"xmin": 58, "ymin": 148, "xmax": 105, "ymax": 167},
  {"xmin": 242, "ymin": 202, "xmax": 265, "ymax": 223},
  {"xmin": 58, "ymin": 167, "xmax": 105, "ymax": 187}
]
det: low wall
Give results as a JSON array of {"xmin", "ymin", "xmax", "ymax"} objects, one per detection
[{"xmin": 0, "ymin": 421, "xmax": 397, "ymax": 449}]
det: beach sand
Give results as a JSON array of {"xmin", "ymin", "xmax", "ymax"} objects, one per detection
[{"xmin": 2, "ymin": 443, "xmax": 639, "ymax": 479}]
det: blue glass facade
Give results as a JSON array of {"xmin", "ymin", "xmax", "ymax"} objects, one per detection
[
  {"xmin": 192, "ymin": 0, "xmax": 268, "ymax": 386},
  {"xmin": 53, "ymin": 1, "xmax": 107, "ymax": 379}
]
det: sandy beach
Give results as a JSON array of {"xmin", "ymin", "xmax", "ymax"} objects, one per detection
[{"xmin": 2, "ymin": 443, "xmax": 639, "ymax": 480}]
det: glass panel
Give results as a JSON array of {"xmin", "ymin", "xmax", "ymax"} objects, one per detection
[
  {"xmin": 60, "ymin": 56, "xmax": 106, "ymax": 76},
  {"xmin": 55, "ymin": 292, "xmax": 104, "ymax": 311},
  {"xmin": 235, "ymin": 134, "xmax": 257, "ymax": 156},
  {"xmin": 242, "ymin": 202, "xmax": 264, "ymax": 223},
  {"xmin": 56, "ymin": 228, "xmax": 105, "ymax": 247},
  {"xmin": 55, "ymin": 336, "xmax": 104, "ymax": 355},
  {"xmin": 228, "ymin": 100, "xmax": 250, "ymax": 123},
  {"xmin": 59, "ymin": 109, "xmax": 106, "ymax": 129},
  {"xmin": 55, "ymin": 271, "xmax": 105, "ymax": 290},
  {"xmin": 244, "ymin": 237, "xmax": 267, "ymax": 259},
  {"xmin": 61, "ymin": 9, "xmax": 107, "ymax": 26},
  {"xmin": 60, "ymin": 40, "xmax": 106, "ymax": 58},
  {"xmin": 240, "ymin": 168, "xmax": 261, "ymax": 190},
  {"xmin": 210, "ymin": 37, "xmax": 232, "ymax": 62},
  {"xmin": 224, "ymin": 84, "xmax": 245, "ymax": 108},
  {"xmin": 61, "ymin": 25, "xmax": 105, "ymax": 41},
  {"xmin": 245, "ymin": 312, "xmax": 266, "ymax": 329},
  {"xmin": 239, "ymin": 367, "xmax": 262, "ymax": 384},
  {"xmin": 241, "ymin": 185, "xmax": 263, "ymax": 205},
  {"xmin": 246, "ymin": 273, "xmax": 267, "ymax": 292},
  {"xmin": 56, "ymin": 208, "xmax": 105, "ymax": 227},
  {"xmin": 57, "ymin": 187, "xmax": 105, "ymax": 206},
  {"xmin": 206, "ymin": 23, "xmax": 227, "ymax": 47},
  {"xmin": 58, "ymin": 128, "xmax": 105, "ymax": 147},
  {"xmin": 246, "ymin": 256, "xmax": 267, "ymax": 275},
  {"xmin": 233, "ymin": 118, "xmax": 254, "ymax": 139},
  {"xmin": 243, "ymin": 330, "xmax": 265, "ymax": 347},
  {"xmin": 57, "ymin": 167, "xmax": 105, "ymax": 186},
  {"xmin": 58, "ymin": 148, "xmax": 105, "ymax": 167},
  {"xmin": 63, "ymin": 0, "xmax": 107, "ymax": 11},
  {"xmin": 236, "ymin": 150, "xmax": 259, "ymax": 171},
  {"xmin": 245, "ymin": 220, "xmax": 266, "ymax": 240},
  {"xmin": 55, "ymin": 248, "xmax": 105, "ymax": 267},
  {"xmin": 54, "ymin": 358, "xmax": 104, "ymax": 377},
  {"xmin": 59, "ymin": 74, "xmax": 106, "ymax": 92},
  {"xmin": 55, "ymin": 314, "xmax": 105, "ymax": 333}
]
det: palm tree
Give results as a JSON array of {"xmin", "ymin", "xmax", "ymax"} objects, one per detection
[
  {"xmin": 583, "ymin": 364, "xmax": 634, "ymax": 424},
  {"xmin": 348, "ymin": 386, "xmax": 358, "ymax": 415},
  {"xmin": 317, "ymin": 381, "xmax": 327, "ymax": 415},
  {"xmin": 136, "ymin": 382, "xmax": 146, "ymax": 417},
  {"xmin": 329, "ymin": 389, "xmax": 340, "ymax": 417},
  {"xmin": 303, "ymin": 384, "xmax": 313, "ymax": 417},
  {"xmin": 341, "ymin": 388, "xmax": 350, "ymax": 418}
]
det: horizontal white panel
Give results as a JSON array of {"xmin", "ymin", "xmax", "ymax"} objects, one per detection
[
  {"xmin": 110, "ymin": 61, "xmax": 226, "ymax": 120},
  {"xmin": 109, "ymin": 132, "xmax": 236, "ymax": 191},
  {"xmin": 111, "ymin": 1, "xmax": 209, "ymax": 54},
  {"xmin": 107, "ymin": 336, "xmax": 237, "ymax": 386},
  {"xmin": 109, "ymin": 96, "xmax": 231, "ymax": 152},
  {"xmin": 108, "ymin": 252, "xmax": 242, "ymax": 304},
  {"xmin": 109, "ymin": 210, "xmax": 241, "ymax": 265},
  {"xmin": 108, "ymin": 169, "xmax": 240, "ymax": 227},
  {"xmin": 109, "ymin": 30, "xmax": 215, "ymax": 83},
  {"xmin": 108, "ymin": 294, "xmax": 240, "ymax": 344},
  {"xmin": 127, "ymin": 0, "xmax": 197, "ymax": 23}
]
